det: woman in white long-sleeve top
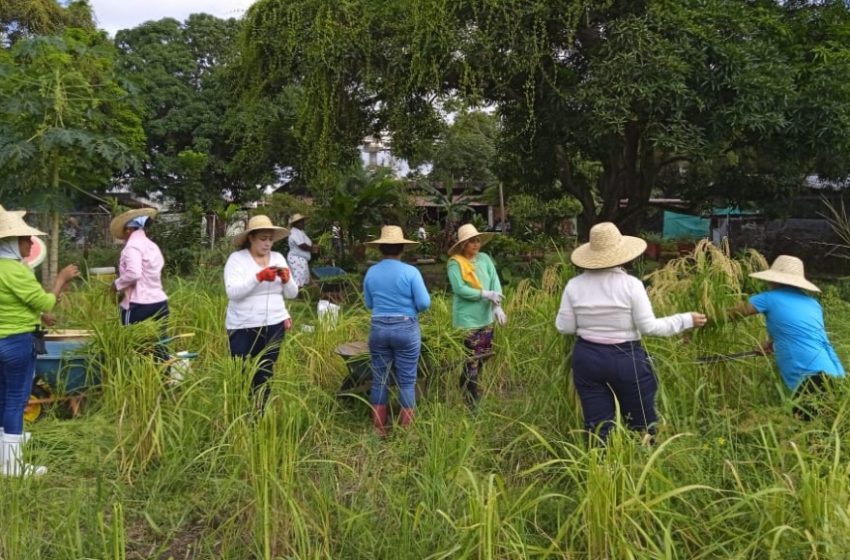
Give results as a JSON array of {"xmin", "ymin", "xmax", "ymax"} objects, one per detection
[
  {"xmin": 225, "ymin": 215, "xmax": 299, "ymax": 409},
  {"xmin": 555, "ymin": 222, "xmax": 707, "ymax": 441}
]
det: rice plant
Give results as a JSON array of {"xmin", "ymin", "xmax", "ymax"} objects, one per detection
[{"xmin": 2, "ymin": 246, "xmax": 850, "ymax": 559}]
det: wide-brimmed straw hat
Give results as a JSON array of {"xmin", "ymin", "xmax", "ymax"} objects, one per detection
[
  {"xmin": 0, "ymin": 206, "xmax": 46, "ymax": 239},
  {"xmin": 749, "ymin": 255, "xmax": 820, "ymax": 292},
  {"xmin": 110, "ymin": 208, "xmax": 158, "ymax": 240},
  {"xmin": 233, "ymin": 215, "xmax": 289, "ymax": 247},
  {"xmin": 570, "ymin": 222, "xmax": 647, "ymax": 269},
  {"xmin": 365, "ymin": 225, "xmax": 419, "ymax": 246},
  {"xmin": 288, "ymin": 213, "xmax": 307, "ymax": 226},
  {"xmin": 448, "ymin": 224, "xmax": 496, "ymax": 256}
]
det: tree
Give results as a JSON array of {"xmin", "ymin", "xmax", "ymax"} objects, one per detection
[
  {"xmin": 114, "ymin": 15, "xmax": 292, "ymax": 209},
  {"xmin": 425, "ymin": 110, "xmax": 500, "ymax": 188},
  {"xmin": 323, "ymin": 166, "xmax": 411, "ymax": 249},
  {"xmin": 238, "ymin": 0, "xmax": 850, "ymax": 237},
  {"xmin": 0, "ymin": 0, "xmax": 94, "ymax": 47},
  {"xmin": 0, "ymin": 29, "xmax": 144, "ymax": 283}
]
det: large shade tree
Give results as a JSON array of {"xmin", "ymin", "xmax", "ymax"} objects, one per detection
[
  {"xmin": 238, "ymin": 0, "xmax": 850, "ymax": 236},
  {"xmin": 114, "ymin": 15, "xmax": 290, "ymax": 209}
]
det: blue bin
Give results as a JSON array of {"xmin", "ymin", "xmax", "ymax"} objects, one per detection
[{"xmin": 34, "ymin": 341, "xmax": 97, "ymax": 393}]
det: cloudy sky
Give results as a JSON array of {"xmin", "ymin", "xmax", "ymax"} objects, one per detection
[{"xmin": 88, "ymin": 0, "xmax": 257, "ymax": 36}]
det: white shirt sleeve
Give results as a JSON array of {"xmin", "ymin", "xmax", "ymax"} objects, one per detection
[
  {"xmin": 273, "ymin": 254, "xmax": 300, "ymax": 299},
  {"xmin": 555, "ymin": 283, "xmax": 577, "ymax": 334},
  {"xmin": 630, "ymin": 280, "xmax": 694, "ymax": 336},
  {"xmin": 224, "ymin": 251, "xmax": 260, "ymax": 301}
]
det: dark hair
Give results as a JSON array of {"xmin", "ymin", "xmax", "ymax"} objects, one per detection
[{"xmin": 379, "ymin": 243, "xmax": 404, "ymax": 256}]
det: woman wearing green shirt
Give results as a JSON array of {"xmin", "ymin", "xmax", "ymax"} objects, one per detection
[
  {"xmin": 0, "ymin": 207, "xmax": 78, "ymax": 476},
  {"xmin": 447, "ymin": 224, "xmax": 507, "ymax": 407}
]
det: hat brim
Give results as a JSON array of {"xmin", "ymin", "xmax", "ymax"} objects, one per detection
[
  {"xmin": 749, "ymin": 270, "xmax": 820, "ymax": 292},
  {"xmin": 233, "ymin": 226, "xmax": 289, "ymax": 247},
  {"xmin": 448, "ymin": 232, "xmax": 496, "ymax": 255},
  {"xmin": 571, "ymin": 236, "xmax": 647, "ymax": 269},
  {"xmin": 288, "ymin": 214, "xmax": 307, "ymax": 226},
  {"xmin": 110, "ymin": 208, "xmax": 158, "ymax": 240},
  {"xmin": 0, "ymin": 210, "xmax": 47, "ymax": 239},
  {"xmin": 365, "ymin": 238, "xmax": 419, "ymax": 246}
]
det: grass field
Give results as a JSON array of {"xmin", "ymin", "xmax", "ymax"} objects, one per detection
[{"xmin": 4, "ymin": 245, "xmax": 850, "ymax": 559}]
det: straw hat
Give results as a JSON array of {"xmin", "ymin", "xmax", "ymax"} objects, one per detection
[
  {"xmin": 288, "ymin": 213, "xmax": 307, "ymax": 226},
  {"xmin": 233, "ymin": 215, "xmax": 289, "ymax": 247},
  {"xmin": 365, "ymin": 225, "xmax": 419, "ymax": 246},
  {"xmin": 570, "ymin": 222, "xmax": 647, "ymax": 269},
  {"xmin": 448, "ymin": 224, "xmax": 496, "ymax": 256},
  {"xmin": 110, "ymin": 208, "xmax": 158, "ymax": 240},
  {"xmin": 0, "ymin": 206, "xmax": 46, "ymax": 239},
  {"xmin": 749, "ymin": 255, "xmax": 820, "ymax": 292}
]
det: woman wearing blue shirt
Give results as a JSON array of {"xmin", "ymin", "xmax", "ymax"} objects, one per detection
[
  {"xmin": 729, "ymin": 255, "xmax": 844, "ymax": 419},
  {"xmin": 363, "ymin": 226, "xmax": 430, "ymax": 436}
]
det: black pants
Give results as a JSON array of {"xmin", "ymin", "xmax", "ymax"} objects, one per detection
[
  {"xmin": 228, "ymin": 322, "xmax": 285, "ymax": 408},
  {"xmin": 792, "ymin": 373, "xmax": 831, "ymax": 421},
  {"xmin": 119, "ymin": 300, "xmax": 170, "ymax": 326},
  {"xmin": 119, "ymin": 301, "xmax": 170, "ymax": 361}
]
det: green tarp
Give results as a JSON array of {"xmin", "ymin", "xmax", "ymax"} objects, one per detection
[{"xmin": 662, "ymin": 211, "xmax": 710, "ymax": 240}]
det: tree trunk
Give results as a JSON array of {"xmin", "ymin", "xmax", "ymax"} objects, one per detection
[{"xmin": 44, "ymin": 158, "xmax": 60, "ymax": 289}]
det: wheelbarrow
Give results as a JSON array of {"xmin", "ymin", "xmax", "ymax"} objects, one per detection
[
  {"xmin": 25, "ymin": 334, "xmax": 100, "ymax": 421},
  {"xmin": 312, "ymin": 265, "xmax": 348, "ymax": 302},
  {"xmin": 335, "ymin": 340, "xmax": 436, "ymax": 399},
  {"xmin": 24, "ymin": 331, "xmax": 199, "ymax": 421}
]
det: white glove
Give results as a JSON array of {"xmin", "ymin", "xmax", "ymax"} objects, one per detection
[
  {"xmin": 494, "ymin": 306, "xmax": 507, "ymax": 326},
  {"xmin": 481, "ymin": 290, "xmax": 503, "ymax": 305}
]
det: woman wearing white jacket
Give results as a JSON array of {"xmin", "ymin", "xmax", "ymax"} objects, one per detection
[{"xmin": 225, "ymin": 215, "xmax": 299, "ymax": 409}]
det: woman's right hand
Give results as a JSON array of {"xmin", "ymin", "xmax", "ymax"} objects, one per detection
[
  {"xmin": 58, "ymin": 264, "xmax": 80, "ymax": 284},
  {"xmin": 690, "ymin": 312, "xmax": 708, "ymax": 328}
]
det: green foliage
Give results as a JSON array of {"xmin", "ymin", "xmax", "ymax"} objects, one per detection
[
  {"xmin": 0, "ymin": 0, "xmax": 94, "ymax": 46},
  {"xmin": 424, "ymin": 110, "xmax": 500, "ymax": 188},
  {"xmin": 115, "ymin": 15, "xmax": 288, "ymax": 207},
  {"xmin": 322, "ymin": 166, "xmax": 412, "ymax": 245},
  {"xmin": 239, "ymin": 0, "xmax": 850, "ymax": 236},
  {"xmin": 507, "ymin": 194, "xmax": 580, "ymax": 241},
  {"xmin": 0, "ymin": 29, "xmax": 144, "ymax": 207}
]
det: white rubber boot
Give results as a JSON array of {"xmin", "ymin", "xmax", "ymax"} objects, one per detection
[
  {"xmin": 0, "ymin": 429, "xmax": 31, "ymax": 445},
  {"xmin": 1, "ymin": 434, "xmax": 46, "ymax": 477}
]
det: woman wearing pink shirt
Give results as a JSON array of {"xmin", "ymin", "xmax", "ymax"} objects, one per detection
[{"xmin": 110, "ymin": 208, "xmax": 169, "ymax": 326}]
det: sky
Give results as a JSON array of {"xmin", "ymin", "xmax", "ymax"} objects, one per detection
[{"xmin": 88, "ymin": 0, "xmax": 257, "ymax": 36}]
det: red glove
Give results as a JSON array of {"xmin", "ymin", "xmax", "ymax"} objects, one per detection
[
  {"xmin": 256, "ymin": 267, "xmax": 278, "ymax": 282},
  {"xmin": 278, "ymin": 267, "xmax": 291, "ymax": 283}
]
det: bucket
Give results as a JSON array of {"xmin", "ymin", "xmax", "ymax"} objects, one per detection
[{"xmin": 89, "ymin": 266, "xmax": 116, "ymax": 284}]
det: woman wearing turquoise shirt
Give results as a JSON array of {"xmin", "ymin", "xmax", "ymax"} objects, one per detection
[
  {"xmin": 447, "ymin": 224, "xmax": 506, "ymax": 408},
  {"xmin": 728, "ymin": 255, "xmax": 844, "ymax": 419}
]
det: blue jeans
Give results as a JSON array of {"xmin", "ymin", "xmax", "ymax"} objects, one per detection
[
  {"xmin": 0, "ymin": 332, "xmax": 36, "ymax": 435},
  {"xmin": 572, "ymin": 338, "xmax": 658, "ymax": 440},
  {"xmin": 369, "ymin": 316, "xmax": 421, "ymax": 409},
  {"xmin": 229, "ymin": 322, "xmax": 285, "ymax": 405}
]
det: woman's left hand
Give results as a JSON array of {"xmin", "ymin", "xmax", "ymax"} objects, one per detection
[
  {"xmin": 284, "ymin": 318, "xmax": 293, "ymax": 331},
  {"xmin": 494, "ymin": 306, "xmax": 508, "ymax": 326},
  {"xmin": 41, "ymin": 313, "xmax": 56, "ymax": 327}
]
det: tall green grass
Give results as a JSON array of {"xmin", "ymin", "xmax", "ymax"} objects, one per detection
[{"xmin": 3, "ymin": 248, "xmax": 850, "ymax": 558}]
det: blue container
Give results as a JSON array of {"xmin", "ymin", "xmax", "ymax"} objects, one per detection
[{"xmin": 34, "ymin": 341, "xmax": 97, "ymax": 393}]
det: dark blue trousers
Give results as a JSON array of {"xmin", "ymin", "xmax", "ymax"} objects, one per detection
[
  {"xmin": 120, "ymin": 300, "xmax": 170, "ymax": 361},
  {"xmin": 229, "ymin": 322, "xmax": 285, "ymax": 405},
  {"xmin": 119, "ymin": 300, "xmax": 170, "ymax": 326},
  {"xmin": 572, "ymin": 338, "xmax": 658, "ymax": 440}
]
